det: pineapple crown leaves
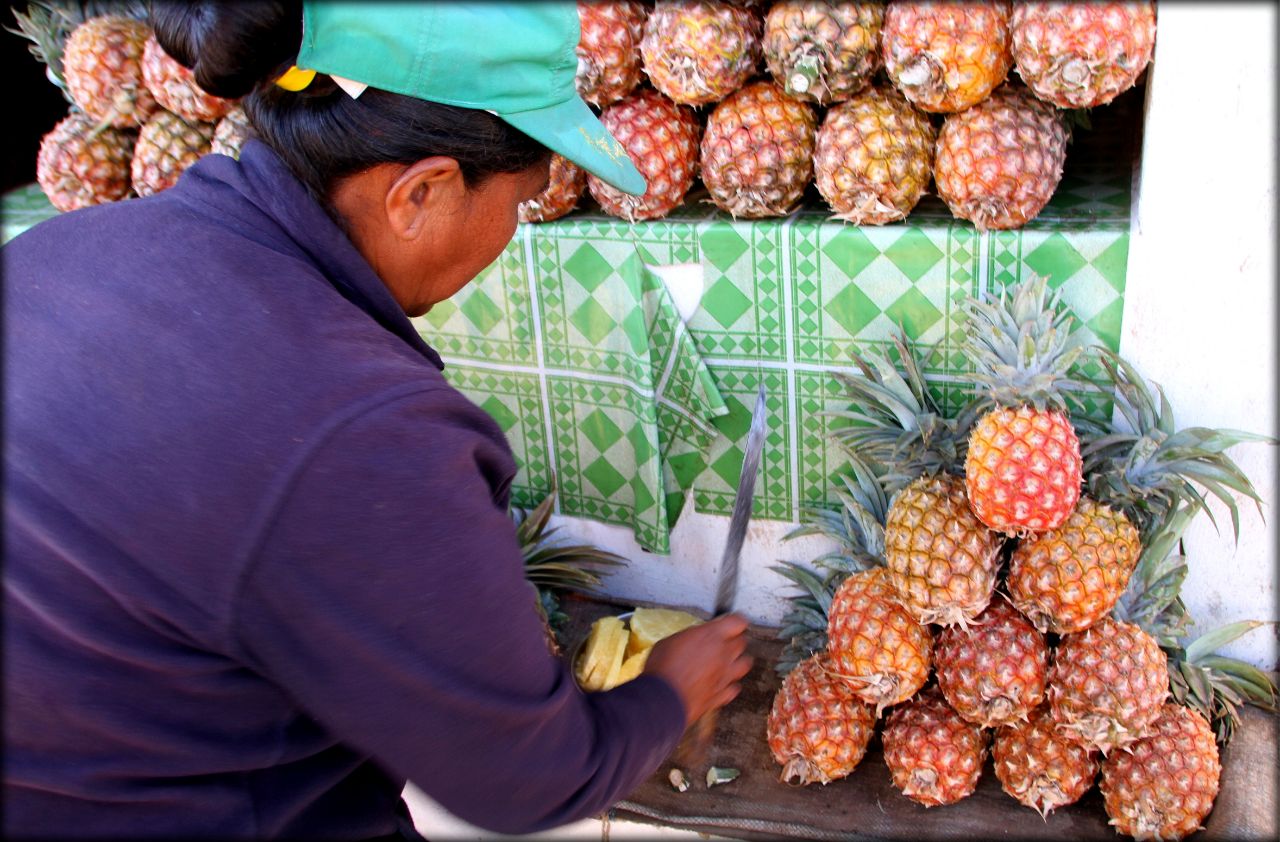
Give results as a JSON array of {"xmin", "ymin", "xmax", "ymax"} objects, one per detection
[
  {"xmin": 957, "ymin": 275, "xmax": 1091, "ymax": 413},
  {"xmin": 824, "ymin": 330, "xmax": 976, "ymax": 492},
  {"xmin": 511, "ymin": 483, "xmax": 624, "ymax": 595},
  {"xmin": 1081, "ymin": 346, "xmax": 1275, "ymax": 544}
]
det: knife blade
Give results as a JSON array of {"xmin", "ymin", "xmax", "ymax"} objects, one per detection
[{"xmin": 673, "ymin": 384, "xmax": 767, "ymax": 768}]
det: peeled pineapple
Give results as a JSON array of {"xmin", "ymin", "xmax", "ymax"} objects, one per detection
[{"xmin": 575, "ymin": 607, "xmax": 701, "ymax": 691}]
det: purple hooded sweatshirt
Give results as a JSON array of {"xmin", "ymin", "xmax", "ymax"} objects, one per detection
[{"xmin": 2, "ymin": 141, "xmax": 684, "ymax": 839}]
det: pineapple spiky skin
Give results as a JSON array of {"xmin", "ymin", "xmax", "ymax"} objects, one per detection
[
  {"xmin": 1007, "ymin": 497, "xmax": 1141, "ymax": 635},
  {"xmin": 826, "ymin": 567, "xmax": 932, "ymax": 715},
  {"xmin": 766, "ymin": 652, "xmax": 877, "ymax": 785},
  {"xmin": 1100, "ymin": 704, "xmax": 1221, "ymax": 841},
  {"xmin": 965, "ymin": 406, "xmax": 1081, "ymax": 535},
  {"xmin": 935, "ymin": 84, "xmax": 1067, "ymax": 231},
  {"xmin": 700, "ymin": 81, "xmax": 817, "ymax": 219},
  {"xmin": 141, "ymin": 34, "xmax": 235, "ymax": 123},
  {"xmin": 519, "ymin": 154, "xmax": 587, "ymax": 223},
  {"xmin": 882, "ymin": 0, "xmax": 1012, "ymax": 113},
  {"xmin": 640, "ymin": 0, "xmax": 762, "ymax": 106},
  {"xmin": 884, "ymin": 474, "xmax": 1001, "ymax": 627},
  {"xmin": 1049, "ymin": 616, "xmax": 1169, "ymax": 755},
  {"xmin": 575, "ymin": 0, "xmax": 649, "ymax": 108},
  {"xmin": 210, "ymin": 105, "xmax": 255, "ymax": 160},
  {"xmin": 62, "ymin": 15, "xmax": 157, "ymax": 128},
  {"xmin": 813, "ymin": 83, "xmax": 935, "ymax": 225},
  {"xmin": 130, "ymin": 110, "xmax": 215, "ymax": 197},
  {"xmin": 882, "ymin": 686, "xmax": 988, "ymax": 807},
  {"xmin": 36, "ymin": 112, "xmax": 135, "ymax": 211},
  {"xmin": 762, "ymin": 1, "xmax": 885, "ymax": 105},
  {"xmin": 935, "ymin": 597, "xmax": 1048, "ymax": 728},
  {"xmin": 1011, "ymin": 2, "xmax": 1157, "ymax": 109},
  {"xmin": 587, "ymin": 89, "xmax": 700, "ymax": 222},
  {"xmin": 994, "ymin": 704, "xmax": 1098, "ymax": 818}
]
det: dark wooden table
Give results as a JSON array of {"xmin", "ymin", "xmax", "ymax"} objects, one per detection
[{"xmin": 558, "ymin": 594, "xmax": 1278, "ymax": 841}]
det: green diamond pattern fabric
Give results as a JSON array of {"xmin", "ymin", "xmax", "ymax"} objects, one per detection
[{"xmin": 2, "ymin": 128, "xmax": 1133, "ymax": 549}]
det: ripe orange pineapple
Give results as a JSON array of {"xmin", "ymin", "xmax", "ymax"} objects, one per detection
[
  {"xmin": 934, "ymin": 596, "xmax": 1048, "ymax": 728},
  {"xmin": 934, "ymin": 83, "xmax": 1068, "ymax": 231},
  {"xmin": 766, "ymin": 652, "xmax": 877, "ymax": 785},
  {"xmin": 882, "ymin": 686, "xmax": 988, "ymax": 807},
  {"xmin": 700, "ymin": 81, "xmax": 817, "ymax": 219},
  {"xmin": 958, "ymin": 275, "xmax": 1085, "ymax": 535},
  {"xmin": 762, "ymin": 1, "xmax": 884, "ymax": 105},
  {"xmin": 1007, "ymin": 496, "xmax": 1140, "ymax": 634},
  {"xmin": 63, "ymin": 15, "xmax": 158, "ymax": 128},
  {"xmin": 1048, "ymin": 616, "xmax": 1169, "ymax": 755},
  {"xmin": 519, "ymin": 155, "xmax": 587, "ymax": 223},
  {"xmin": 813, "ymin": 83, "xmax": 935, "ymax": 225},
  {"xmin": 640, "ymin": 0, "xmax": 762, "ymax": 106},
  {"xmin": 882, "ymin": 0, "xmax": 1012, "ymax": 112},
  {"xmin": 36, "ymin": 113, "xmax": 135, "ymax": 211},
  {"xmin": 587, "ymin": 89, "xmax": 700, "ymax": 221},
  {"xmin": 140, "ymin": 34, "xmax": 235, "ymax": 123},
  {"xmin": 131, "ymin": 110, "xmax": 216, "ymax": 197},
  {"xmin": 1100, "ymin": 703, "xmax": 1221, "ymax": 841},
  {"xmin": 575, "ymin": 0, "xmax": 649, "ymax": 108},
  {"xmin": 993, "ymin": 703, "xmax": 1098, "ymax": 817},
  {"xmin": 1011, "ymin": 2, "xmax": 1157, "ymax": 109}
]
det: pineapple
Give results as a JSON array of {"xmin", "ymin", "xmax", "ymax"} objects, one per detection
[
  {"xmin": 36, "ymin": 112, "xmax": 135, "ymax": 211},
  {"xmin": 813, "ymin": 83, "xmax": 935, "ymax": 225},
  {"xmin": 62, "ymin": 15, "xmax": 157, "ymax": 127},
  {"xmin": 882, "ymin": 685, "xmax": 988, "ymax": 807},
  {"xmin": 575, "ymin": 0, "xmax": 649, "ymax": 108},
  {"xmin": 519, "ymin": 154, "xmax": 587, "ymax": 223},
  {"xmin": 587, "ymin": 88, "xmax": 701, "ymax": 221},
  {"xmin": 700, "ymin": 80, "xmax": 817, "ymax": 219},
  {"xmin": 210, "ymin": 105, "xmax": 255, "ymax": 160},
  {"xmin": 762, "ymin": 1, "xmax": 884, "ymax": 105},
  {"xmin": 130, "ymin": 109, "xmax": 215, "ymax": 197},
  {"xmin": 1011, "ymin": 1, "xmax": 1157, "ymax": 109},
  {"xmin": 829, "ymin": 333, "xmax": 999, "ymax": 627},
  {"xmin": 141, "ymin": 34, "xmax": 235, "ymax": 123},
  {"xmin": 934, "ymin": 596, "xmax": 1049, "ymax": 728},
  {"xmin": 993, "ymin": 703, "xmax": 1098, "ymax": 818},
  {"xmin": 640, "ymin": 0, "xmax": 762, "ymax": 106},
  {"xmin": 1099, "ymin": 703, "xmax": 1220, "ymax": 841},
  {"xmin": 6, "ymin": 0, "xmax": 149, "ymax": 101},
  {"xmin": 882, "ymin": 0, "xmax": 1012, "ymax": 113},
  {"xmin": 512, "ymin": 486, "xmax": 624, "ymax": 656},
  {"xmin": 934, "ymin": 83, "xmax": 1068, "ymax": 231},
  {"xmin": 1006, "ymin": 496, "xmax": 1140, "ymax": 634},
  {"xmin": 766, "ymin": 652, "xmax": 877, "ymax": 785},
  {"xmin": 958, "ymin": 275, "xmax": 1085, "ymax": 535},
  {"xmin": 1047, "ymin": 616, "xmax": 1169, "ymax": 755}
]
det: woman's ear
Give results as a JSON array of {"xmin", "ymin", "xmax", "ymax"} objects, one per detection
[{"xmin": 384, "ymin": 156, "xmax": 465, "ymax": 240}]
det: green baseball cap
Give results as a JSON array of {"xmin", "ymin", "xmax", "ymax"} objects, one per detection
[{"xmin": 295, "ymin": 0, "xmax": 647, "ymax": 195}]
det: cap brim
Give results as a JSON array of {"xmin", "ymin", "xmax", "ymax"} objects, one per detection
[{"xmin": 499, "ymin": 96, "xmax": 647, "ymax": 196}]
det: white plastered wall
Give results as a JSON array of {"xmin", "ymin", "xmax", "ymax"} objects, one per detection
[{"xmin": 408, "ymin": 4, "xmax": 1277, "ymax": 838}]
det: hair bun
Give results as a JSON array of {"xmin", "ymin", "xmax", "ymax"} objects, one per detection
[{"xmin": 150, "ymin": 0, "xmax": 303, "ymax": 99}]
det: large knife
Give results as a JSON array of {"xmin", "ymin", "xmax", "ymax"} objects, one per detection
[{"xmin": 674, "ymin": 384, "xmax": 767, "ymax": 767}]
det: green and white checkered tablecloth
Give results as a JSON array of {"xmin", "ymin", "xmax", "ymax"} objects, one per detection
[{"xmin": 3, "ymin": 135, "xmax": 1134, "ymax": 553}]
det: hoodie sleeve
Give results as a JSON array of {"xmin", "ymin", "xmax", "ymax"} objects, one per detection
[{"xmin": 231, "ymin": 386, "xmax": 686, "ymax": 834}]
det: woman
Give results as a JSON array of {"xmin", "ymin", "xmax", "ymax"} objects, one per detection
[{"xmin": 2, "ymin": 1, "xmax": 753, "ymax": 838}]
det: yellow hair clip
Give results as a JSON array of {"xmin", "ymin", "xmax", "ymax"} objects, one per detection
[{"xmin": 275, "ymin": 65, "xmax": 317, "ymax": 92}]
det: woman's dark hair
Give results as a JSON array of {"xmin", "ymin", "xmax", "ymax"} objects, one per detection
[{"xmin": 148, "ymin": 1, "xmax": 550, "ymax": 214}]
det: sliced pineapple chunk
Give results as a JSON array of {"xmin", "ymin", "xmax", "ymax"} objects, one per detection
[
  {"xmin": 576, "ymin": 616, "xmax": 628, "ymax": 691},
  {"xmin": 627, "ymin": 607, "xmax": 702, "ymax": 656},
  {"xmin": 612, "ymin": 648, "xmax": 649, "ymax": 686}
]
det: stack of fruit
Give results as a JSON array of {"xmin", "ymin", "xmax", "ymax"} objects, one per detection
[
  {"xmin": 521, "ymin": 0, "xmax": 1157, "ymax": 229},
  {"xmin": 767, "ymin": 274, "xmax": 1276, "ymax": 839},
  {"xmin": 11, "ymin": 1, "xmax": 254, "ymax": 212}
]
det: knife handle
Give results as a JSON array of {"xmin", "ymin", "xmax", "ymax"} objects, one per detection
[{"xmin": 672, "ymin": 707, "xmax": 717, "ymax": 768}]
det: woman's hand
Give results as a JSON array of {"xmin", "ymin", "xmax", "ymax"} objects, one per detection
[{"xmin": 643, "ymin": 614, "xmax": 754, "ymax": 728}]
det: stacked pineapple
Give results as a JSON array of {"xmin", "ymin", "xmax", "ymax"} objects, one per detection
[
  {"xmin": 768, "ymin": 274, "xmax": 1276, "ymax": 840},
  {"xmin": 12, "ymin": 0, "xmax": 251, "ymax": 211},
  {"xmin": 519, "ymin": 0, "xmax": 1157, "ymax": 228}
]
